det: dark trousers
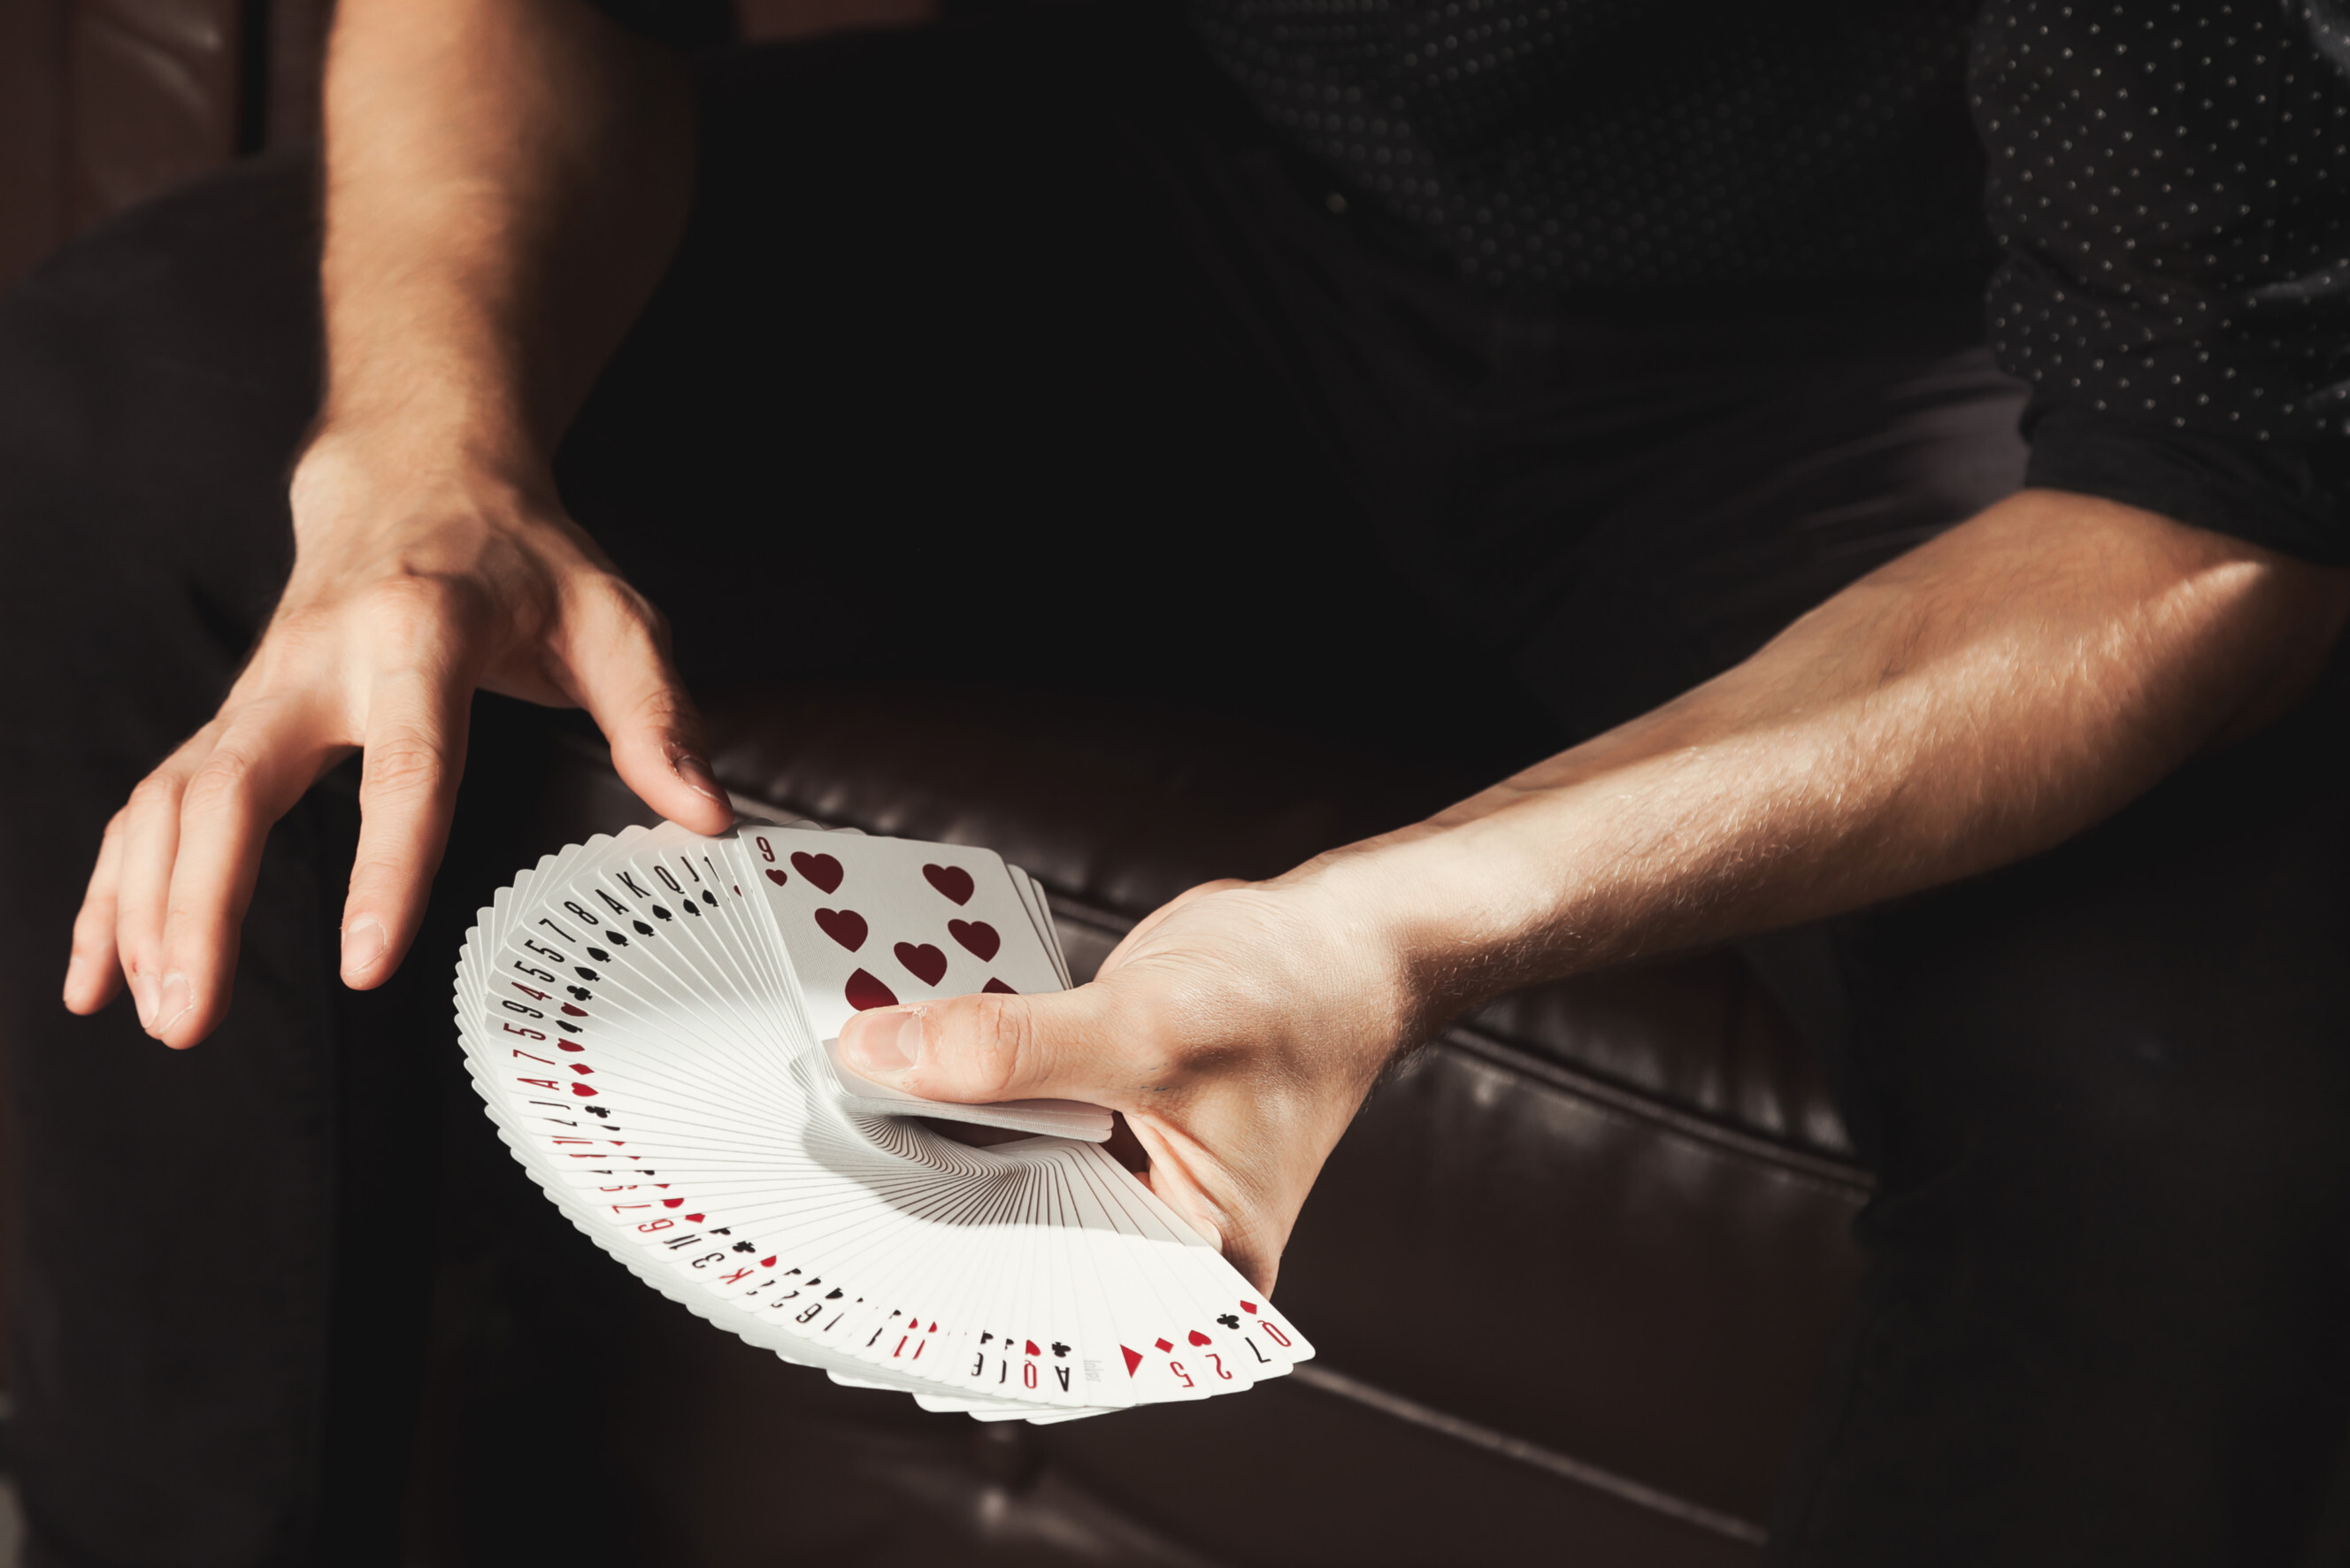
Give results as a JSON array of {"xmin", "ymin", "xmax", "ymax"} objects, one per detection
[{"xmin": 2, "ymin": 14, "xmax": 2346, "ymax": 1565}]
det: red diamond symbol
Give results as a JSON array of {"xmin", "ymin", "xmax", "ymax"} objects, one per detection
[{"xmin": 1154, "ymin": 1337, "xmax": 1172, "ymax": 1352}]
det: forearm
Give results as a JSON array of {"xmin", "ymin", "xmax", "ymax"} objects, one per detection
[
  {"xmin": 315, "ymin": 0, "xmax": 693, "ymax": 472},
  {"xmin": 1317, "ymin": 490, "xmax": 2350, "ymax": 1020}
]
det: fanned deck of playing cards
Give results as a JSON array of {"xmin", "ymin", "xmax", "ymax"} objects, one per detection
[{"xmin": 452, "ymin": 819, "xmax": 1309, "ymax": 1421}]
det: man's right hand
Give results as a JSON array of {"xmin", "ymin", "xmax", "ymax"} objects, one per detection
[{"xmin": 61, "ymin": 433, "xmax": 733, "ymax": 1048}]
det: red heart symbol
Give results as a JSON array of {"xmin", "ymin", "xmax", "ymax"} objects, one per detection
[
  {"xmin": 895, "ymin": 942, "xmax": 948, "ymax": 986},
  {"xmin": 764, "ymin": 868, "xmax": 788, "ymax": 887},
  {"xmin": 560, "ymin": 1003, "xmax": 587, "ymax": 1017},
  {"xmin": 686, "ymin": 1213, "xmax": 705, "ymax": 1223},
  {"xmin": 1187, "ymin": 1329, "xmax": 1212, "ymax": 1346},
  {"xmin": 1122, "ymin": 1346, "xmax": 1144, "ymax": 1376},
  {"xmin": 558, "ymin": 1041, "xmax": 585, "ymax": 1052},
  {"xmin": 948, "ymin": 919, "xmax": 1000, "ymax": 961},
  {"xmin": 791, "ymin": 851, "xmax": 844, "ymax": 894},
  {"xmin": 760, "ymin": 1257, "xmax": 776, "ymax": 1268},
  {"xmin": 1240, "ymin": 1302, "xmax": 1257, "ymax": 1315},
  {"xmin": 1025, "ymin": 1340, "xmax": 1041, "ymax": 1357},
  {"xmin": 844, "ymin": 968, "xmax": 899, "ymax": 1011},
  {"xmin": 814, "ymin": 908, "xmax": 867, "ymax": 951},
  {"xmin": 982, "ymin": 978, "xmax": 1017, "ymax": 995},
  {"xmin": 663, "ymin": 1199, "xmax": 683, "ymax": 1208},
  {"xmin": 571, "ymin": 1084, "xmax": 596, "ymax": 1097},
  {"xmin": 923, "ymin": 864, "xmax": 975, "ymax": 905}
]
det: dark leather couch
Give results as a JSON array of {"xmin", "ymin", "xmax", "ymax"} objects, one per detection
[
  {"xmin": 4, "ymin": 8, "xmax": 1872, "ymax": 1564},
  {"xmin": 500, "ymin": 686, "xmax": 1870, "ymax": 1566}
]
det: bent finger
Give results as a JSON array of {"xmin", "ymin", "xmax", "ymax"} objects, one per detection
[
  {"xmin": 111, "ymin": 750, "xmax": 201, "ymax": 1032},
  {"xmin": 342, "ymin": 666, "xmax": 470, "ymax": 989},
  {"xmin": 64, "ymin": 810, "xmax": 133, "ymax": 1015},
  {"xmin": 151, "ymin": 706, "xmax": 338, "ymax": 1047},
  {"xmin": 560, "ymin": 577, "xmax": 731, "ymax": 835}
]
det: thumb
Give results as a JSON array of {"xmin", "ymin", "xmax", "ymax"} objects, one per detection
[
  {"xmin": 560, "ymin": 574, "xmax": 733, "ymax": 836},
  {"xmin": 838, "ymin": 987, "xmax": 1117, "ymax": 1105}
]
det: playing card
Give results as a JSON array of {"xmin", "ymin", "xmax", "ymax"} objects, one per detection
[
  {"xmin": 737, "ymin": 826, "xmax": 1064, "ymax": 1035},
  {"xmin": 452, "ymin": 820, "xmax": 1311, "ymax": 1421}
]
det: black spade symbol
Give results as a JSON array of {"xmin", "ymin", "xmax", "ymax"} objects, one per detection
[
  {"xmin": 650, "ymin": 905, "xmax": 672, "ymax": 922},
  {"xmin": 586, "ymin": 947, "xmax": 611, "ymax": 962},
  {"xmin": 607, "ymin": 930, "xmax": 629, "ymax": 946},
  {"xmin": 574, "ymin": 966, "xmax": 599, "ymax": 981},
  {"xmin": 702, "ymin": 890, "xmax": 717, "ymax": 905},
  {"xmin": 631, "ymin": 921, "xmax": 652, "ymax": 936}
]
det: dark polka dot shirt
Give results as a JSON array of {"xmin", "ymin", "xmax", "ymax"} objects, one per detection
[
  {"xmin": 1973, "ymin": 0, "xmax": 2350, "ymax": 557},
  {"xmin": 586, "ymin": 0, "xmax": 2350, "ymax": 557},
  {"xmin": 1191, "ymin": 0, "xmax": 2350, "ymax": 557},
  {"xmin": 1187, "ymin": 0, "xmax": 1991, "ymax": 296}
]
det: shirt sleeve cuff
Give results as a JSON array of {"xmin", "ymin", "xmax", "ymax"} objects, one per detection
[{"xmin": 2024, "ymin": 409, "xmax": 2350, "ymax": 566}]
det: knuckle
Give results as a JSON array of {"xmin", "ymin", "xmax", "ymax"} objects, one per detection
[
  {"xmin": 583, "ymin": 573, "xmax": 674, "ymax": 650},
  {"xmin": 633, "ymin": 684, "xmax": 698, "ymax": 740},
  {"xmin": 345, "ymin": 854, "xmax": 413, "ymax": 898},
  {"xmin": 124, "ymin": 772, "xmax": 183, "ymax": 817},
  {"xmin": 179, "ymin": 749, "xmax": 257, "ymax": 816},
  {"xmin": 365, "ymin": 573, "xmax": 488, "ymax": 649},
  {"xmin": 360, "ymin": 732, "xmax": 449, "ymax": 801},
  {"xmin": 955, "ymin": 995, "xmax": 1033, "ymax": 1096},
  {"xmin": 159, "ymin": 900, "xmax": 220, "ymax": 947}
]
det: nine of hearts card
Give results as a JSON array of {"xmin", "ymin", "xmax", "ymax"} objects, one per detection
[{"xmin": 452, "ymin": 819, "xmax": 1310, "ymax": 1420}]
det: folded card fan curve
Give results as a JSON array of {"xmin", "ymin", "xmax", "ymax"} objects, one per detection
[{"xmin": 451, "ymin": 820, "xmax": 1311, "ymax": 1420}]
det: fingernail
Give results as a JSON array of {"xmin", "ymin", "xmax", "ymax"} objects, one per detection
[
  {"xmin": 342, "ymin": 916, "xmax": 387, "ymax": 978},
  {"xmin": 131, "ymin": 970, "xmax": 158, "ymax": 1030},
  {"xmin": 671, "ymin": 750, "xmax": 724, "ymax": 804},
  {"xmin": 153, "ymin": 972, "xmax": 194, "ymax": 1037},
  {"xmin": 846, "ymin": 1010, "xmax": 925, "ymax": 1076}
]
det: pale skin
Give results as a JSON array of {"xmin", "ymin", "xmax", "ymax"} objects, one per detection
[{"xmin": 63, "ymin": 0, "xmax": 2350, "ymax": 1295}]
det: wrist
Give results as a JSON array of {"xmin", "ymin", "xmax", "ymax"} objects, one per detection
[
  {"xmin": 1288, "ymin": 812, "xmax": 1587, "ymax": 1029},
  {"xmin": 291, "ymin": 418, "xmax": 557, "ymax": 535}
]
